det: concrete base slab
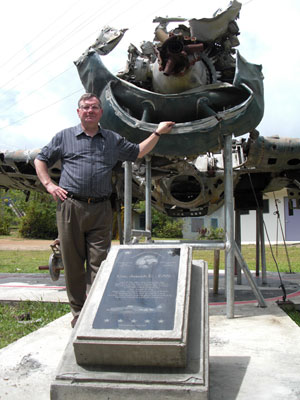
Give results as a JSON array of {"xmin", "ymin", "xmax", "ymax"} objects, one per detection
[
  {"xmin": 50, "ymin": 261, "xmax": 209, "ymax": 400},
  {"xmin": 0, "ymin": 313, "xmax": 73, "ymax": 400},
  {"xmin": 209, "ymin": 301, "xmax": 300, "ymax": 400}
]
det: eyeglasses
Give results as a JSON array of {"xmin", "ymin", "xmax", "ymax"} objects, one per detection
[{"xmin": 79, "ymin": 105, "xmax": 101, "ymax": 111}]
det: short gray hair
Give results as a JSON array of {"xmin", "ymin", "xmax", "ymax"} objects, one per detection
[{"xmin": 78, "ymin": 93, "xmax": 102, "ymax": 108}]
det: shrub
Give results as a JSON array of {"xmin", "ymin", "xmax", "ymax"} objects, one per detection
[
  {"xmin": 153, "ymin": 218, "xmax": 183, "ymax": 238},
  {"xmin": 19, "ymin": 192, "xmax": 57, "ymax": 239},
  {"xmin": 0, "ymin": 200, "xmax": 15, "ymax": 235},
  {"xmin": 135, "ymin": 201, "xmax": 183, "ymax": 238},
  {"xmin": 198, "ymin": 227, "xmax": 224, "ymax": 240},
  {"xmin": 0, "ymin": 214, "xmax": 11, "ymax": 235}
]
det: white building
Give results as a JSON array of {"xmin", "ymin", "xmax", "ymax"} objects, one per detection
[{"xmin": 182, "ymin": 189, "xmax": 300, "ymax": 243}]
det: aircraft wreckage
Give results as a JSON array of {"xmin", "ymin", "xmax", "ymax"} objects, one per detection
[
  {"xmin": 75, "ymin": 0, "xmax": 264, "ymax": 157},
  {"xmin": 1, "ymin": 133, "xmax": 300, "ymax": 217},
  {"xmin": 1, "ymin": 1, "xmax": 300, "ymax": 218}
]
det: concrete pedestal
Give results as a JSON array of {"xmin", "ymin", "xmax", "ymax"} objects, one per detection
[{"xmin": 50, "ymin": 259, "xmax": 209, "ymax": 400}]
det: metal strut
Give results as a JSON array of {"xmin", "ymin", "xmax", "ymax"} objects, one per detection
[
  {"xmin": 273, "ymin": 193, "xmax": 292, "ymax": 274},
  {"xmin": 124, "ymin": 161, "xmax": 132, "ymax": 244},
  {"xmin": 124, "ymin": 159, "xmax": 152, "ymax": 244},
  {"xmin": 247, "ymin": 173, "xmax": 288, "ymax": 302},
  {"xmin": 224, "ymin": 133, "xmax": 235, "ymax": 318},
  {"xmin": 123, "ymin": 135, "xmax": 267, "ymax": 317},
  {"xmin": 224, "ymin": 134, "xmax": 267, "ymax": 316}
]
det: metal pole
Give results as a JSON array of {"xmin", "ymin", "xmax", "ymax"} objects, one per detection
[
  {"xmin": 259, "ymin": 208, "xmax": 267, "ymax": 284},
  {"xmin": 145, "ymin": 156, "xmax": 152, "ymax": 241},
  {"xmin": 124, "ymin": 161, "xmax": 133, "ymax": 244},
  {"xmin": 273, "ymin": 195, "xmax": 292, "ymax": 273},
  {"xmin": 224, "ymin": 134, "xmax": 235, "ymax": 319},
  {"xmin": 142, "ymin": 101, "xmax": 153, "ymax": 242},
  {"xmin": 115, "ymin": 198, "xmax": 123, "ymax": 244},
  {"xmin": 213, "ymin": 250, "xmax": 220, "ymax": 294},
  {"xmin": 235, "ymin": 208, "xmax": 242, "ymax": 285},
  {"xmin": 256, "ymin": 208, "xmax": 260, "ymax": 276},
  {"xmin": 141, "ymin": 101, "xmax": 155, "ymax": 123},
  {"xmin": 234, "ymin": 242, "xmax": 267, "ymax": 307}
]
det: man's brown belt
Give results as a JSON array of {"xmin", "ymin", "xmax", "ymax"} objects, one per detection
[{"xmin": 67, "ymin": 192, "xmax": 109, "ymax": 204}]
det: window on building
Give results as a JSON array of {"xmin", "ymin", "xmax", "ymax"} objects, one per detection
[
  {"xmin": 139, "ymin": 213, "xmax": 145, "ymax": 229},
  {"xmin": 263, "ymin": 199, "xmax": 269, "ymax": 214},
  {"xmin": 210, "ymin": 218, "xmax": 218, "ymax": 229},
  {"xmin": 191, "ymin": 217, "xmax": 204, "ymax": 233},
  {"xmin": 239, "ymin": 209, "xmax": 250, "ymax": 215}
]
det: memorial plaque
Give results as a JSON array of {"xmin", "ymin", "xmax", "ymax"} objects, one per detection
[
  {"xmin": 73, "ymin": 244, "xmax": 192, "ymax": 367},
  {"xmin": 51, "ymin": 259, "xmax": 209, "ymax": 399},
  {"xmin": 93, "ymin": 248, "xmax": 180, "ymax": 330}
]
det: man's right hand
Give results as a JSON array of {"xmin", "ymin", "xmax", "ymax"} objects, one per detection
[
  {"xmin": 45, "ymin": 182, "xmax": 68, "ymax": 202},
  {"xmin": 34, "ymin": 158, "xmax": 68, "ymax": 202}
]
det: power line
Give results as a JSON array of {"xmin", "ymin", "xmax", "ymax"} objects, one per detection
[
  {"xmin": 241, "ymin": 0, "xmax": 256, "ymax": 5},
  {"xmin": 0, "ymin": 0, "xmax": 142, "ymax": 101},
  {"xmin": 0, "ymin": 88, "xmax": 83, "ymax": 131},
  {"xmin": 1, "ymin": 0, "xmax": 82, "ymax": 70},
  {"xmin": 0, "ymin": 0, "xmax": 121, "ymax": 92},
  {"xmin": 0, "ymin": 142, "xmax": 20, "ymax": 150},
  {"xmin": 2, "ymin": 66, "xmax": 74, "ymax": 113},
  {"xmin": 0, "ymin": 0, "xmax": 180, "ymax": 132},
  {"xmin": 0, "ymin": 10, "xmax": 84, "ymax": 83}
]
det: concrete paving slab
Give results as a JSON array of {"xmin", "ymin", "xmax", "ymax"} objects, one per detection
[
  {"xmin": 1, "ymin": 298, "xmax": 300, "ymax": 400},
  {"xmin": 0, "ymin": 313, "xmax": 73, "ymax": 400},
  {"xmin": 209, "ymin": 299, "xmax": 300, "ymax": 400},
  {"xmin": 1, "ymin": 270, "xmax": 300, "ymax": 305},
  {"xmin": 1, "ymin": 239, "xmax": 300, "ymax": 399},
  {"xmin": 0, "ymin": 273, "xmax": 68, "ymax": 303},
  {"xmin": 1, "ymin": 264, "xmax": 300, "ymax": 399}
]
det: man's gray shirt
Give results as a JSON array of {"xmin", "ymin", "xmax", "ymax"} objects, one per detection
[{"xmin": 36, "ymin": 124, "xmax": 139, "ymax": 197}]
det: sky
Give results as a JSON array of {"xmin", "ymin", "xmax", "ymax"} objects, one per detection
[{"xmin": 0, "ymin": 0, "xmax": 300, "ymax": 150}]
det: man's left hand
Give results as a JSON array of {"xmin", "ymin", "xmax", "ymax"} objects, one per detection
[{"xmin": 156, "ymin": 121, "xmax": 175, "ymax": 135}]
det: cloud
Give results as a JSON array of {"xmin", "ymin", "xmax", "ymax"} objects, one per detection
[
  {"xmin": 237, "ymin": 0, "xmax": 300, "ymax": 137},
  {"xmin": 0, "ymin": 0, "xmax": 300, "ymax": 149}
]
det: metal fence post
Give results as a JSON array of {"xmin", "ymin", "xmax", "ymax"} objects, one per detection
[
  {"xmin": 124, "ymin": 161, "xmax": 132, "ymax": 244},
  {"xmin": 224, "ymin": 134, "xmax": 235, "ymax": 318},
  {"xmin": 145, "ymin": 156, "xmax": 152, "ymax": 241}
]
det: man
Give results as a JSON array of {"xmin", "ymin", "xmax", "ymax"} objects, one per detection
[{"xmin": 34, "ymin": 93, "xmax": 175, "ymax": 327}]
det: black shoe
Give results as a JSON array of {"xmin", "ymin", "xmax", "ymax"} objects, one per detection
[{"xmin": 71, "ymin": 315, "xmax": 79, "ymax": 328}]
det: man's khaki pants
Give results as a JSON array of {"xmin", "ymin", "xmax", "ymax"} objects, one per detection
[{"xmin": 56, "ymin": 198, "xmax": 112, "ymax": 316}]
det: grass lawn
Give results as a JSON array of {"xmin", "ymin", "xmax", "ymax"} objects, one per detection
[
  {"xmin": 0, "ymin": 244, "xmax": 300, "ymax": 273},
  {"xmin": 0, "ymin": 301, "xmax": 70, "ymax": 349},
  {"xmin": 284, "ymin": 308, "xmax": 300, "ymax": 326},
  {"xmin": 0, "ymin": 241, "xmax": 299, "ymax": 346},
  {"xmin": 193, "ymin": 244, "xmax": 300, "ymax": 273},
  {"xmin": 0, "ymin": 250, "xmax": 50, "ymax": 273}
]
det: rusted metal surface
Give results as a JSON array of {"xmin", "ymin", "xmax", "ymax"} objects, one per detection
[
  {"xmin": 75, "ymin": 0, "xmax": 264, "ymax": 158},
  {"xmin": 0, "ymin": 149, "xmax": 60, "ymax": 192},
  {"xmin": 38, "ymin": 239, "xmax": 64, "ymax": 281},
  {"xmin": 1, "ymin": 131, "xmax": 300, "ymax": 216}
]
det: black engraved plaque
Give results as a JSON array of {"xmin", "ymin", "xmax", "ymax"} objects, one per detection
[{"xmin": 92, "ymin": 248, "xmax": 181, "ymax": 330}]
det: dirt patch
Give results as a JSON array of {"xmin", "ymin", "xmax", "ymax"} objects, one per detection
[
  {"xmin": 0, "ymin": 238, "xmax": 120, "ymax": 251},
  {"xmin": 0, "ymin": 238, "xmax": 53, "ymax": 251}
]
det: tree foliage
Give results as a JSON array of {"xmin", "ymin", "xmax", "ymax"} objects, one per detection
[
  {"xmin": 19, "ymin": 192, "xmax": 57, "ymax": 239},
  {"xmin": 136, "ymin": 201, "xmax": 183, "ymax": 238},
  {"xmin": 0, "ymin": 189, "xmax": 23, "ymax": 235},
  {"xmin": 0, "ymin": 208, "xmax": 12, "ymax": 235}
]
